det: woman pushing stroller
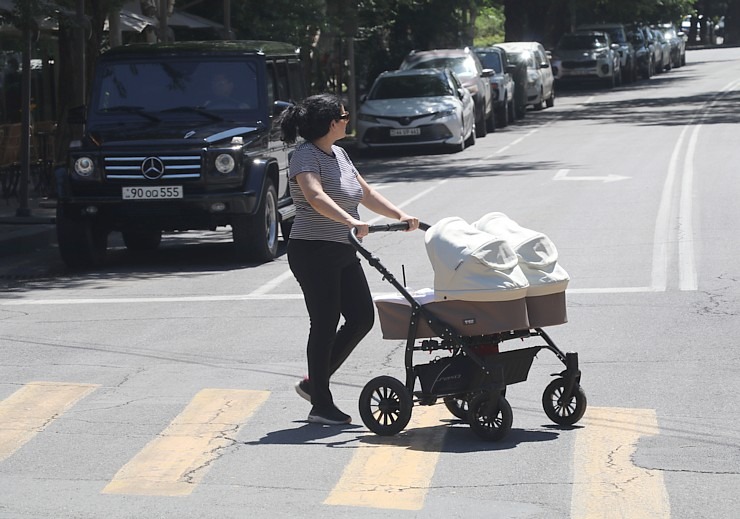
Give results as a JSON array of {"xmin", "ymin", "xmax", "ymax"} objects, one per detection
[{"xmin": 278, "ymin": 93, "xmax": 419, "ymax": 425}]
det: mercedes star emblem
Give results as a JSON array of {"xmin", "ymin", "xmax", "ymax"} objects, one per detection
[{"xmin": 141, "ymin": 157, "xmax": 165, "ymax": 179}]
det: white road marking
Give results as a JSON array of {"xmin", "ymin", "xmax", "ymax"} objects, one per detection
[
  {"xmin": 553, "ymin": 169, "xmax": 629, "ymax": 183},
  {"xmin": 679, "ymin": 125, "xmax": 699, "ymax": 291}
]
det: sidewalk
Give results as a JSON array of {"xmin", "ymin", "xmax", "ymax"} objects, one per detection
[{"xmin": 0, "ymin": 195, "xmax": 57, "ymax": 259}]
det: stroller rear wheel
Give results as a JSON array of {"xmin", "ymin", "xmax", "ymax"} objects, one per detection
[
  {"xmin": 443, "ymin": 395, "xmax": 470, "ymax": 421},
  {"xmin": 542, "ymin": 377, "xmax": 587, "ymax": 425},
  {"xmin": 359, "ymin": 376, "xmax": 412, "ymax": 436},
  {"xmin": 468, "ymin": 392, "xmax": 512, "ymax": 441}
]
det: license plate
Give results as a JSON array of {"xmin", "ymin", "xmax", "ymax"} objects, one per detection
[
  {"xmin": 122, "ymin": 186, "xmax": 183, "ymax": 200},
  {"xmin": 389, "ymin": 128, "xmax": 421, "ymax": 137}
]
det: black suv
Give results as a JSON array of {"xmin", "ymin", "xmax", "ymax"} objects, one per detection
[{"xmin": 56, "ymin": 41, "xmax": 305, "ymax": 268}]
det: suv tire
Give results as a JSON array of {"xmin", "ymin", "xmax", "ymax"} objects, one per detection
[
  {"xmin": 475, "ymin": 106, "xmax": 488, "ymax": 138},
  {"xmin": 232, "ymin": 180, "xmax": 279, "ymax": 262},
  {"xmin": 57, "ymin": 206, "xmax": 108, "ymax": 269}
]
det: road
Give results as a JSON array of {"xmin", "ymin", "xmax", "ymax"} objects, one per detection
[{"xmin": 1, "ymin": 46, "xmax": 739, "ymax": 519}]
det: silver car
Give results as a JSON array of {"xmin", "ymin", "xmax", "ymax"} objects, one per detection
[
  {"xmin": 496, "ymin": 41, "xmax": 555, "ymax": 111},
  {"xmin": 551, "ymin": 31, "xmax": 621, "ymax": 88},
  {"xmin": 356, "ymin": 68, "xmax": 476, "ymax": 153}
]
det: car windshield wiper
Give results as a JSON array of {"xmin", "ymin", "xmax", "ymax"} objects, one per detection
[
  {"xmin": 102, "ymin": 106, "xmax": 161, "ymax": 122},
  {"xmin": 160, "ymin": 106, "xmax": 224, "ymax": 121}
]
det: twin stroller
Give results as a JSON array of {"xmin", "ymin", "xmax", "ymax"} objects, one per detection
[{"xmin": 349, "ymin": 213, "xmax": 586, "ymax": 441}]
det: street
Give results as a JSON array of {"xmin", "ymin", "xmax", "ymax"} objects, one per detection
[{"xmin": 1, "ymin": 45, "xmax": 739, "ymax": 518}]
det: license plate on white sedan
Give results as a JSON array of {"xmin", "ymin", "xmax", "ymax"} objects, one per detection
[
  {"xmin": 389, "ymin": 128, "xmax": 421, "ymax": 137},
  {"xmin": 122, "ymin": 186, "xmax": 183, "ymax": 200}
]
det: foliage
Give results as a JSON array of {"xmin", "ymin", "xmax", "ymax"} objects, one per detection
[{"xmin": 474, "ymin": 5, "xmax": 506, "ymax": 46}]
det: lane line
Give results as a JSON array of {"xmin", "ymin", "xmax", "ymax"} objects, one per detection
[
  {"xmin": 678, "ymin": 125, "xmax": 700, "ymax": 291},
  {"xmin": 0, "ymin": 382, "xmax": 99, "ymax": 462},
  {"xmin": 102, "ymin": 388, "xmax": 269, "ymax": 496},
  {"xmin": 1, "ymin": 286, "xmax": 666, "ymax": 306},
  {"xmin": 324, "ymin": 405, "xmax": 448, "ymax": 510},
  {"xmin": 652, "ymin": 125, "xmax": 688, "ymax": 291},
  {"xmin": 571, "ymin": 407, "xmax": 670, "ymax": 519}
]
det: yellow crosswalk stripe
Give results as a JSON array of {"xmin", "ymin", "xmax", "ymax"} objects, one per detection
[
  {"xmin": 101, "ymin": 388, "xmax": 269, "ymax": 496},
  {"xmin": 324, "ymin": 404, "xmax": 449, "ymax": 510},
  {"xmin": 0, "ymin": 381, "xmax": 99, "ymax": 462},
  {"xmin": 571, "ymin": 407, "xmax": 671, "ymax": 519}
]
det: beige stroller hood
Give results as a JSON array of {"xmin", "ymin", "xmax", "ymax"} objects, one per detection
[
  {"xmin": 424, "ymin": 217, "xmax": 529, "ymax": 302},
  {"xmin": 473, "ymin": 212, "xmax": 569, "ymax": 297}
]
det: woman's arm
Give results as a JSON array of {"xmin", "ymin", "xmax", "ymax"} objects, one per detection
[
  {"xmin": 295, "ymin": 171, "xmax": 369, "ymax": 235},
  {"xmin": 357, "ymin": 173, "xmax": 419, "ymax": 230}
]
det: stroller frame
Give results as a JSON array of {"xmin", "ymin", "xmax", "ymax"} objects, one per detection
[{"xmin": 350, "ymin": 223, "xmax": 586, "ymax": 441}]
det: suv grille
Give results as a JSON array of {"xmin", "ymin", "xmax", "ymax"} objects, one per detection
[{"xmin": 104, "ymin": 154, "xmax": 202, "ymax": 181}]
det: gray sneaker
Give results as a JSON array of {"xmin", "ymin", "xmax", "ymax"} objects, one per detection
[
  {"xmin": 307, "ymin": 406, "xmax": 351, "ymax": 425},
  {"xmin": 294, "ymin": 378, "xmax": 311, "ymax": 402}
]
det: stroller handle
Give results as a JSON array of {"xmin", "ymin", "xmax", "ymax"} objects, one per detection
[{"xmin": 348, "ymin": 221, "xmax": 430, "ymax": 254}]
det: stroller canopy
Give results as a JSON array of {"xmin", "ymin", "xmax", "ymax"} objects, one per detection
[
  {"xmin": 424, "ymin": 217, "xmax": 529, "ymax": 302},
  {"xmin": 473, "ymin": 212, "xmax": 569, "ymax": 296}
]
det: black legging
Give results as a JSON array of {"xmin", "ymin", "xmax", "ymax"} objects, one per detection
[{"xmin": 288, "ymin": 239, "xmax": 375, "ymax": 412}]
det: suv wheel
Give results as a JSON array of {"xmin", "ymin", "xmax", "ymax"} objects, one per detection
[
  {"xmin": 56, "ymin": 206, "xmax": 108, "ymax": 269},
  {"xmin": 232, "ymin": 179, "xmax": 279, "ymax": 262},
  {"xmin": 486, "ymin": 106, "xmax": 497, "ymax": 132},
  {"xmin": 474, "ymin": 105, "xmax": 488, "ymax": 138}
]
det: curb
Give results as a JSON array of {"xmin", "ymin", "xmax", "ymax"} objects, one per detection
[{"xmin": 0, "ymin": 224, "xmax": 57, "ymax": 259}]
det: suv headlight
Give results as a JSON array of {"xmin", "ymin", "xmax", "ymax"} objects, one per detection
[
  {"xmin": 73, "ymin": 156, "xmax": 96, "ymax": 177},
  {"xmin": 215, "ymin": 153, "xmax": 235, "ymax": 174}
]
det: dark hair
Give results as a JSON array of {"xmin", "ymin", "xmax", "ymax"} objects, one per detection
[{"xmin": 278, "ymin": 93, "xmax": 344, "ymax": 144}]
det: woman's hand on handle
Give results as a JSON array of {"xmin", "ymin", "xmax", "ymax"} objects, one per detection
[
  {"xmin": 348, "ymin": 218, "xmax": 370, "ymax": 238},
  {"xmin": 399, "ymin": 214, "xmax": 419, "ymax": 231}
]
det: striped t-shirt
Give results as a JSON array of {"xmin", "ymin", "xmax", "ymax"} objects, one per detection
[{"xmin": 288, "ymin": 141, "xmax": 364, "ymax": 243}]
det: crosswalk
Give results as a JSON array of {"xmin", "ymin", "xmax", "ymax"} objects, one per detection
[{"xmin": 0, "ymin": 381, "xmax": 670, "ymax": 516}]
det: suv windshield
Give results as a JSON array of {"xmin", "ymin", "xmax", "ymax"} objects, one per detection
[
  {"xmin": 94, "ymin": 59, "xmax": 260, "ymax": 115},
  {"xmin": 370, "ymin": 75, "xmax": 452, "ymax": 100},
  {"xmin": 559, "ymin": 34, "xmax": 608, "ymax": 50},
  {"xmin": 409, "ymin": 57, "xmax": 476, "ymax": 79}
]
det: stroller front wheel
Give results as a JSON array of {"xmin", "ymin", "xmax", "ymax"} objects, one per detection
[
  {"xmin": 542, "ymin": 377, "xmax": 587, "ymax": 425},
  {"xmin": 359, "ymin": 376, "xmax": 413, "ymax": 436},
  {"xmin": 468, "ymin": 392, "xmax": 513, "ymax": 441}
]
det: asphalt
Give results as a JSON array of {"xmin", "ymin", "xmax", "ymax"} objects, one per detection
[{"xmin": 0, "ymin": 196, "xmax": 57, "ymax": 260}]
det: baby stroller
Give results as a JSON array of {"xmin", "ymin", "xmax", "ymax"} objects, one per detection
[{"xmin": 349, "ymin": 218, "xmax": 586, "ymax": 442}]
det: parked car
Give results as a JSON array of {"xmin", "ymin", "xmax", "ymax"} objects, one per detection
[
  {"xmin": 473, "ymin": 46, "xmax": 515, "ymax": 127},
  {"xmin": 550, "ymin": 31, "xmax": 621, "ymax": 88},
  {"xmin": 576, "ymin": 23, "xmax": 636, "ymax": 83},
  {"xmin": 652, "ymin": 28, "xmax": 673, "ymax": 71},
  {"xmin": 659, "ymin": 23, "xmax": 686, "ymax": 67},
  {"xmin": 356, "ymin": 68, "xmax": 476, "ymax": 153},
  {"xmin": 627, "ymin": 27, "xmax": 655, "ymax": 79},
  {"xmin": 55, "ymin": 41, "xmax": 305, "ymax": 268},
  {"xmin": 640, "ymin": 25, "xmax": 665, "ymax": 73},
  {"xmin": 496, "ymin": 42, "xmax": 555, "ymax": 113},
  {"xmin": 400, "ymin": 48, "xmax": 495, "ymax": 138}
]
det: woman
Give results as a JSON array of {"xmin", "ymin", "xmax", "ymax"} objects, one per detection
[{"xmin": 279, "ymin": 93, "xmax": 419, "ymax": 425}]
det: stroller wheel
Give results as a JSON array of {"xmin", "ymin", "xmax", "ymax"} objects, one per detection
[
  {"xmin": 468, "ymin": 392, "xmax": 512, "ymax": 441},
  {"xmin": 542, "ymin": 377, "xmax": 587, "ymax": 425},
  {"xmin": 443, "ymin": 396, "xmax": 470, "ymax": 421},
  {"xmin": 359, "ymin": 376, "xmax": 413, "ymax": 436}
]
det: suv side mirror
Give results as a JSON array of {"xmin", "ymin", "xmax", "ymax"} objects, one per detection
[
  {"xmin": 68, "ymin": 105, "xmax": 86, "ymax": 125},
  {"xmin": 481, "ymin": 68, "xmax": 494, "ymax": 78},
  {"xmin": 457, "ymin": 88, "xmax": 466, "ymax": 100},
  {"xmin": 505, "ymin": 64, "xmax": 516, "ymax": 74}
]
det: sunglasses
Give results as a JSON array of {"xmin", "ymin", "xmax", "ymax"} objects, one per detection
[{"xmin": 338, "ymin": 112, "xmax": 350, "ymax": 120}]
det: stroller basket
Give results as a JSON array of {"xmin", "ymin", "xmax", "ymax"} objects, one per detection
[{"xmin": 415, "ymin": 346, "xmax": 541, "ymax": 396}]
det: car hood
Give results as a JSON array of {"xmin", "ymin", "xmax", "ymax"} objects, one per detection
[
  {"xmin": 86, "ymin": 122, "xmax": 262, "ymax": 148},
  {"xmin": 361, "ymin": 97, "xmax": 460, "ymax": 117},
  {"xmin": 554, "ymin": 48, "xmax": 607, "ymax": 60}
]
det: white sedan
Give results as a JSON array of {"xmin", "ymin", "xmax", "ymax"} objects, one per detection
[{"xmin": 356, "ymin": 68, "xmax": 476, "ymax": 153}]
